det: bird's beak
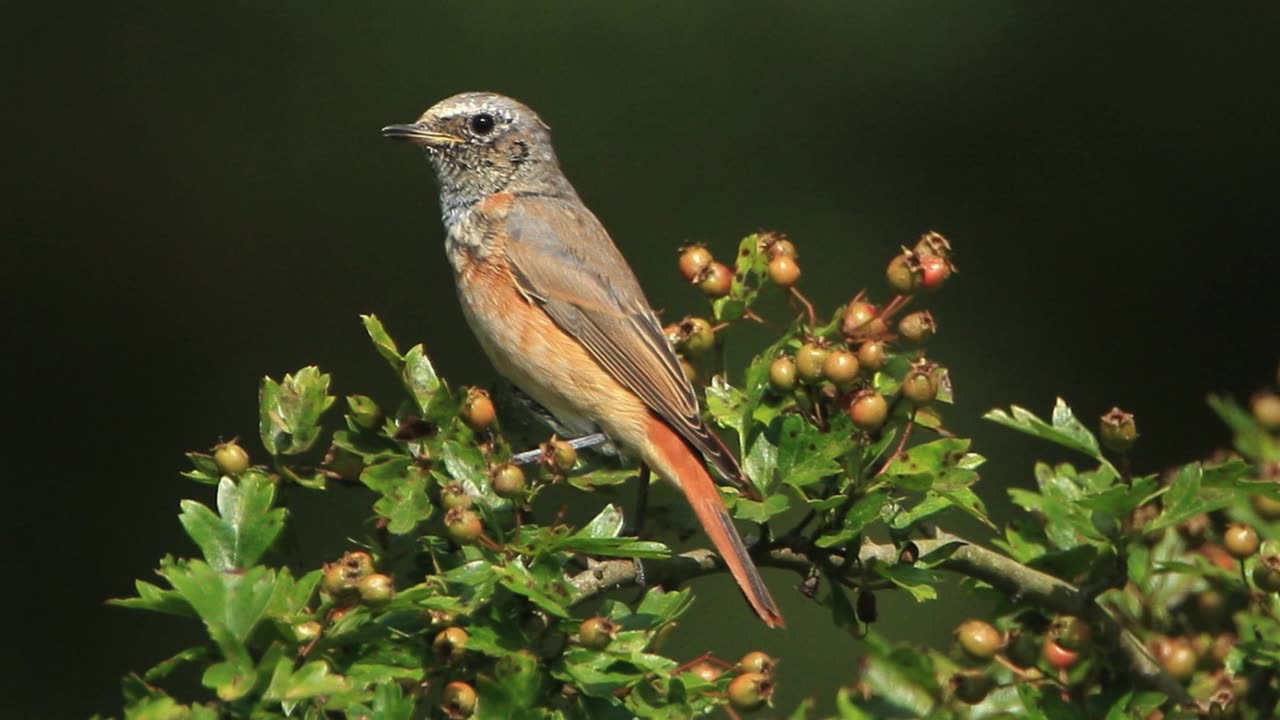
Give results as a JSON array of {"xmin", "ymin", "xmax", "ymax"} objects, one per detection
[{"xmin": 380, "ymin": 123, "xmax": 465, "ymax": 146}]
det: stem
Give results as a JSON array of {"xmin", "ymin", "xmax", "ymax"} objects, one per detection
[{"xmin": 566, "ymin": 531, "xmax": 1194, "ymax": 706}]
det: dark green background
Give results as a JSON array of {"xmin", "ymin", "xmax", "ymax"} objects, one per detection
[{"xmin": 6, "ymin": 3, "xmax": 1279, "ymax": 717}]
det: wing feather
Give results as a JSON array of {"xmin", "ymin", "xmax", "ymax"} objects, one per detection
[{"xmin": 499, "ymin": 195, "xmax": 749, "ymax": 492}]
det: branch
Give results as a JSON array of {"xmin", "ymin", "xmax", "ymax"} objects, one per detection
[{"xmin": 566, "ymin": 531, "xmax": 1194, "ymax": 706}]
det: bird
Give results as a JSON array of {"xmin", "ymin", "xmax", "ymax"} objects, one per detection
[{"xmin": 382, "ymin": 91, "xmax": 784, "ymax": 627}]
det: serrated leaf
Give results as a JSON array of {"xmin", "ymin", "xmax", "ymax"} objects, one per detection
[
  {"xmin": 258, "ymin": 366, "xmax": 335, "ymax": 455},
  {"xmin": 731, "ymin": 493, "xmax": 789, "ymax": 523},
  {"xmin": 1144, "ymin": 462, "xmax": 1234, "ymax": 533},
  {"xmin": 985, "ymin": 399, "xmax": 1116, "ymax": 474},
  {"xmin": 816, "ymin": 492, "xmax": 890, "ymax": 548},
  {"xmin": 263, "ymin": 659, "xmax": 350, "ymax": 702},
  {"xmin": 178, "ymin": 474, "xmax": 285, "ymax": 571},
  {"xmin": 360, "ymin": 457, "xmax": 433, "ymax": 534},
  {"xmin": 362, "ymin": 314, "xmax": 404, "ymax": 371},
  {"xmin": 870, "ymin": 560, "xmax": 941, "ymax": 602},
  {"xmin": 402, "ymin": 344, "xmax": 446, "ymax": 418}
]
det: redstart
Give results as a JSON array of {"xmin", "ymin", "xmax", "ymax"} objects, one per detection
[{"xmin": 382, "ymin": 92, "xmax": 783, "ymax": 627}]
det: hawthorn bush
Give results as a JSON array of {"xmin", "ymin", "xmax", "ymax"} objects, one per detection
[{"xmin": 108, "ymin": 233, "xmax": 1280, "ymax": 719}]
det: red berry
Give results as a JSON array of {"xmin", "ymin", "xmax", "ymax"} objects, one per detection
[
  {"xmin": 849, "ymin": 391, "xmax": 889, "ymax": 431},
  {"xmin": 726, "ymin": 672, "xmax": 773, "ymax": 712},
  {"xmin": 1224, "ymin": 524, "xmax": 1260, "ymax": 559},
  {"xmin": 885, "ymin": 253, "xmax": 921, "ymax": 294},
  {"xmin": 1051, "ymin": 616, "xmax": 1092, "ymax": 652},
  {"xmin": 841, "ymin": 301, "xmax": 877, "ymax": 337},
  {"xmin": 577, "ymin": 616, "xmax": 618, "ymax": 650},
  {"xmin": 767, "ymin": 255, "xmax": 801, "ymax": 287},
  {"xmin": 768, "ymin": 356, "xmax": 797, "ymax": 392},
  {"xmin": 461, "ymin": 388, "xmax": 496, "ymax": 432},
  {"xmin": 897, "ymin": 310, "xmax": 936, "ymax": 344},
  {"xmin": 357, "ymin": 573, "xmax": 395, "ymax": 605},
  {"xmin": 678, "ymin": 245, "xmax": 714, "ymax": 283},
  {"xmin": 696, "ymin": 262, "xmax": 733, "ymax": 298},
  {"xmin": 794, "ymin": 343, "xmax": 829, "ymax": 385},
  {"xmin": 955, "ymin": 619, "xmax": 1004, "ymax": 660},
  {"xmin": 1099, "ymin": 407, "xmax": 1139, "ymax": 453},
  {"xmin": 445, "ymin": 508, "xmax": 483, "ymax": 544},
  {"xmin": 856, "ymin": 341, "xmax": 888, "ymax": 372},
  {"xmin": 822, "ymin": 350, "xmax": 860, "ymax": 387},
  {"xmin": 442, "ymin": 680, "xmax": 478, "ymax": 718},
  {"xmin": 918, "ymin": 253, "xmax": 952, "ymax": 290},
  {"xmin": 761, "ymin": 233, "xmax": 797, "ymax": 260},
  {"xmin": 490, "ymin": 463, "xmax": 526, "ymax": 498},
  {"xmin": 900, "ymin": 368, "xmax": 937, "ymax": 405},
  {"xmin": 913, "ymin": 230, "xmax": 952, "ymax": 258},
  {"xmin": 1042, "ymin": 638, "xmax": 1079, "ymax": 670},
  {"xmin": 213, "ymin": 440, "xmax": 250, "ymax": 476}
]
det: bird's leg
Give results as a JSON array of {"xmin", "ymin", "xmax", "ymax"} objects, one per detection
[{"xmin": 508, "ymin": 432, "xmax": 610, "ymax": 465}]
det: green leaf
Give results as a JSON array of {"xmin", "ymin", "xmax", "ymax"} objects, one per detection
[
  {"xmin": 263, "ymin": 659, "xmax": 350, "ymax": 702},
  {"xmin": 775, "ymin": 414, "xmax": 843, "ymax": 489},
  {"xmin": 1144, "ymin": 462, "xmax": 1234, "ymax": 534},
  {"xmin": 985, "ymin": 398, "xmax": 1116, "ymax": 473},
  {"xmin": 360, "ymin": 457, "xmax": 433, "ymax": 534},
  {"xmin": 178, "ymin": 474, "xmax": 286, "ymax": 571},
  {"xmin": 161, "ymin": 560, "xmax": 276, "ymax": 643},
  {"xmin": 816, "ymin": 492, "xmax": 891, "ymax": 548},
  {"xmin": 109, "ymin": 580, "xmax": 196, "ymax": 619},
  {"xmin": 369, "ymin": 681, "xmax": 416, "ymax": 720},
  {"xmin": 258, "ymin": 366, "xmax": 335, "ymax": 455},
  {"xmin": 181, "ymin": 452, "xmax": 222, "ymax": 485},
  {"xmin": 402, "ymin": 344, "xmax": 446, "ymax": 418},
  {"xmin": 553, "ymin": 505, "xmax": 671, "ymax": 559},
  {"xmin": 362, "ymin": 313, "xmax": 404, "ymax": 371},
  {"xmin": 731, "ymin": 493, "xmax": 789, "ymax": 523},
  {"xmin": 1209, "ymin": 393, "xmax": 1280, "ymax": 462},
  {"xmin": 142, "ymin": 646, "xmax": 211, "ymax": 683},
  {"xmin": 869, "ymin": 560, "xmax": 941, "ymax": 602}
]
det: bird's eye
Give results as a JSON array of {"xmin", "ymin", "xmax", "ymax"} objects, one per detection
[{"xmin": 469, "ymin": 113, "xmax": 496, "ymax": 135}]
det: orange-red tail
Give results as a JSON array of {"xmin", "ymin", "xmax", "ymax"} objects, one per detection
[{"xmin": 645, "ymin": 415, "xmax": 785, "ymax": 628}]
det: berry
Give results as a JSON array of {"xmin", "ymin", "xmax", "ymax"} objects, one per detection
[
  {"xmin": 357, "ymin": 573, "xmax": 395, "ymax": 605},
  {"xmin": 900, "ymin": 368, "xmax": 937, "ymax": 405},
  {"xmin": 841, "ymin": 301, "xmax": 877, "ymax": 337},
  {"xmin": 897, "ymin": 310, "xmax": 936, "ymax": 344},
  {"xmin": 849, "ymin": 391, "xmax": 888, "ymax": 431},
  {"xmin": 1151, "ymin": 637, "xmax": 1196, "ymax": 680},
  {"xmin": 545, "ymin": 438, "xmax": 578, "ymax": 472},
  {"xmin": 679, "ymin": 358, "xmax": 698, "ymax": 384},
  {"xmin": 856, "ymin": 589, "xmax": 878, "ymax": 623},
  {"xmin": 885, "ymin": 253, "xmax": 921, "ymax": 294},
  {"xmin": 768, "ymin": 356, "xmax": 797, "ymax": 393},
  {"xmin": 726, "ymin": 672, "xmax": 773, "ymax": 712},
  {"xmin": 1042, "ymin": 638, "xmax": 1079, "ymax": 670},
  {"xmin": 1005, "ymin": 631, "xmax": 1039, "ymax": 669},
  {"xmin": 1099, "ymin": 408, "xmax": 1139, "ymax": 453},
  {"xmin": 491, "ymin": 463, "xmax": 527, "ymax": 498},
  {"xmin": 577, "ymin": 616, "xmax": 618, "ymax": 650},
  {"xmin": 918, "ymin": 253, "xmax": 952, "ymax": 291},
  {"xmin": 680, "ymin": 317, "xmax": 716, "ymax": 357},
  {"xmin": 1052, "ymin": 616, "xmax": 1092, "ymax": 652},
  {"xmin": 433, "ymin": 626, "xmax": 469, "ymax": 662},
  {"xmin": 951, "ymin": 671, "xmax": 994, "ymax": 705},
  {"xmin": 767, "ymin": 255, "xmax": 801, "ymax": 287},
  {"xmin": 1253, "ymin": 554, "xmax": 1280, "ymax": 592},
  {"xmin": 794, "ymin": 343, "xmax": 829, "ymax": 385},
  {"xmin": 913, "ymin": 230, "xmax": 952, "ymax": 257},
  {"xmin": 1252, "ymin": 493, "xmax": 1280, "ymax": 520},
  {"xmin": 822, "ymin": 350, "xmax": 860, "ymax": 387},
  {"xmin": 343, "ymin": 551, "xmax": 375, "ymax": 577},
  {"xmin": 856, "ymin": 341, "xmax": 888, "ymax": 372},
  {"xmin": 460, "ymin": 388, "xmax": 496, "ymax": 432},
  {"xmin": 761, "ymin": 233, "xmax": 797, "ymax": 259},
  {"xmin": 955, "ymin": 619, "xmax": 1004, "ymax": 660},
  {"xmin": 696, "ymin": 262, "xmax": 733, "ymax": 298},
  {"xmin": 445, "ymin": 508, "xmax": 483, "ymax": 545},
  {"xmin": 292, "ymin": 620, "xmax": 322, "ymax": 643},
  {"xmin": 1224, "ymin": 524, "xmax": 1260, "ymax": 559},
  {"xmin": 213, "ymin": 440, "xmax": 250, "ymax": 477},
  {"xmin": 737, "ymin": 651, "xmax": 775, "ymax": 675},
  {"xmin": 678, "ymin": 245, "xmax": 714, "ymax": 283},
  {"xmin": 1252, "ymin": 392, "xmax": 1280, "ymax": 430},
  {"xmin": 439, "ymin": 481, "xmax": 473, "ymax": 511},
  {"xmin": 688, "ymin": 660, "xmax": 722, "ymax": 683},
  {"xmin": 321, "ymin": 564, "xmax": 355, "ymax": 598},
  {"xmin": 442, "ymin": 680, "xmax": 478, "ymax": 718}
]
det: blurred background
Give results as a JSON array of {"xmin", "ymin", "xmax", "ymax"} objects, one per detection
[{"xmin": 4, "ymin": 2, "xmax": 1278, "ymax": 716}]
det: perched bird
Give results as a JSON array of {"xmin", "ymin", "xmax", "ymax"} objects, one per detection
[{"xmin": 382, "ymin": 92, "xmax": 784, "ymax": 627}]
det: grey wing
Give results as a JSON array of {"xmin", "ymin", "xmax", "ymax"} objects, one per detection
[{"xmin": 500, "ymin": 195, "xmax": 750, "ymax": 492}]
